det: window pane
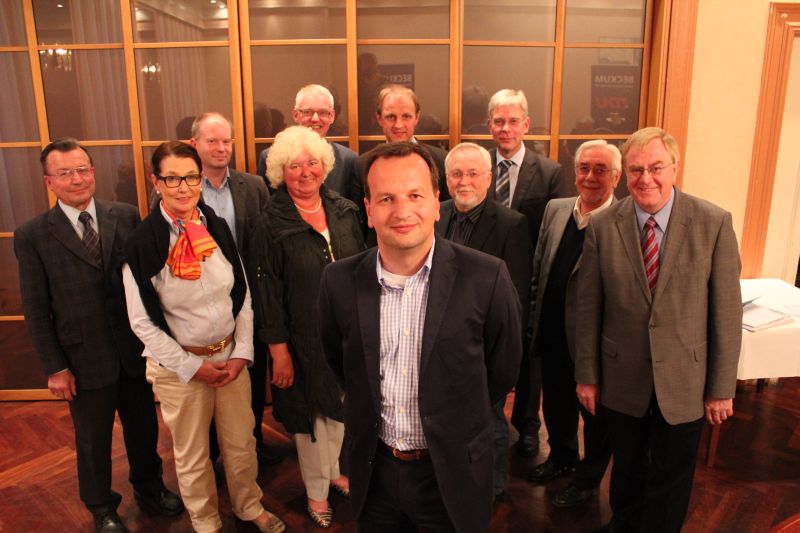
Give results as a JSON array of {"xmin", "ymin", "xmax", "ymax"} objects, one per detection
[
  {"xmin": 357, "ymin": 0, "xmax": 449, "ymax": 39},
  {"xmin": 464, "ymin": 0, "xmax": 556, "ymax": 42},
  {"xmin": 249, "ymin": 0, "xmax": 345, "ymax": 40},
  {"xmin": 561, "ymin": 48, "xmax": 643, "ymax": 136},
  {"xmin": 558, "ymin": 137, "xmax": 627, "ymax": 199},
  {"xmin": 33, "ymin": 0, "xmax": 122, "ymax": 45},
  {"xmin": 357, "ymin": 45, "xmax": 449, "ymax": 137},
  {"xmin": 0, "ymin": 0, "xmax": 26, "ymax": 46},
  {"xmin": 0, "ymin": 321, "xmax": 46, "ymax": 389},
  {"xmin": 566, "ymin": 0, "xmax": 646, "ymax": 43},
  {"xmin": 41, "ymin": 49, "xmax": 131, "ymax": 140},
  {"xmin": 251, "ymin": 46, "xmax": 348, "ymax": 138},
  {"xmin": 87, "ymin": 145, "xmax": 138, "ymax": 207},
  {"xmin": 0, "ymin": 148, "xmax": 49, "ymax": 233},
  {"xmin": 462, "ymin": 47, "xmax": 553, "ymax": 132},
  {"xmin": 0, "ymin": 53, "xmax": 39, "ymax": 142},
  {"xmin": 136, "ymin": 47, "xmax": 232, "ymax": 141},
  {"xmin": 132, "ymin": 0, "xmax": 230, "ymax": 43},
  {"xmin": 0, "ymin": 237, "xmax": 22, "ymax": 315}
]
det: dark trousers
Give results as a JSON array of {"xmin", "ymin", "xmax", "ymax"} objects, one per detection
[
  {"xmin": 359, "ymin": 445, "xmax": 456, "ymax": 533},
  {"xmin": 210, "ymin": 338, "xmax": 269, "ymax": 461},
  {"xmin": 510, "ymin": 349, "xmax": 542, "ymax": 438},
  {"xmin": 605, "ymin": 398, "xmax": 704, "ymax": 533},
  {"xmin": 573, "ymin": 404, "xmax": 611, "ymax": 489},
  {"xmin": 69, "ymin": 368, "xmax": 163, "ymax": 516},
  {"xmin": 491, "ymin": 399, "xmax": 509, "ymax": 496}
]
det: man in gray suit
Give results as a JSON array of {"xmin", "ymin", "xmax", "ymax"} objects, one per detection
[
  {"xmin": 189, "ymin": 112, "xmax": 279, "ymax": 466},
  {"xmin": 15, "ymin": 138, "xmax": 183, "ymax": 533},
  {"xmin": 528, "ymin": 140, "xmax": 618, "ymax": 507},
  {"xmin": 575, "ymin": 127, "xmax": 742, "ymax": 532},
  {"xmin": 257, "ymin": 84, "xmax": 357, "ymax": 197}
]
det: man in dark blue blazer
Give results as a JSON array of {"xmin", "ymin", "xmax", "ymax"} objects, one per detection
[
  {"xmin": 319, "ymin": 142, "xmax": 522, "ymax": 532},
  {"xmin": 14, "ymin": 139, "xmax": 182, "ymax": 533}
]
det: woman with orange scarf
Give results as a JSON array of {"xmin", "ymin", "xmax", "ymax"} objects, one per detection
[{"xmin": 121, "ymin": 141, "xmax": 284, "ymax": 533}]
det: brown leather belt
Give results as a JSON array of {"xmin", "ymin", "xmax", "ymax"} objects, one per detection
[
  {"xmin": 182, "ymin": 332, "xmax": 234, "ymax": 357},
  {"xmin": 379, "ymin": 441, "xmax": 430, "ymax": 462}
]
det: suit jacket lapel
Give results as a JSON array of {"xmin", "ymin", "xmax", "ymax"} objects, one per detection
[
  {"xmin": 435, "ymin": 202, "xmax": 454, "ymax": 237},
  {"xmin": 48, "ymin": 204, "xmax": 101, "ymax": 269},
  {"xmin": 468, "ymin": 200, "xmax": 497, "ymax": 250},
  {"xmin": 653, "ymin": 190, "xmax": 690, "ymax": 302},
  {"xmin": 420, "ymin": 240, "xmax": 457, "ymax": 378},
  {"xmin": 355, "ymin": 250, "xmax": 383, "ymax": 417},
  {"xmin": 95, "ymin": 199, "xmax": 118, "ymax": 270},
  {"xmin": 615, "ymin": 198, "xmax": 652, "ymax": 302},
  {"xmin": 541, "ymin": 202, "xmax": 574, "ymax": 286},
  {"xmin": 229, "ymin": 171, "xmax": 247, "ymax": 248},
  {"xmin": 510, "ymin": 148, "xmax": 536, "ymax": 210}
]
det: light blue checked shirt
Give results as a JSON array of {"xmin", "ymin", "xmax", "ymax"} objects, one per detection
[
  {"xmin": 202, "ymin": 170, "xmax": 237, "ymax": 245},
  {"xmin": 375, "ymin": 239, "xmax": 435, "ymax": 450}
]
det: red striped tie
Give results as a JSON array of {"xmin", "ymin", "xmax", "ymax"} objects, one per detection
[{"xmin": 642, "ymin": 216, "xmax": 659, "ymax": 295}]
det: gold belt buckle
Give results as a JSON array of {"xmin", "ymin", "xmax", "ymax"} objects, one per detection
[{"xmin": 207, "ymin": 337, "xmax": 228, "ymax": 355}]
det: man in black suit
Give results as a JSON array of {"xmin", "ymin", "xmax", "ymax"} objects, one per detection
[
  {"xmin": 351, "ymin": 85, "xmax": 451, "ymax": 232},
  {"xmin": 487, "ymin": 88, "xmax": 570, "ymax": 458},
  {"xmin": 319, "ymin": 142, "xmax": 522, "ymax": 532},
  {"xmin": 14, "ymin": 139, "xmax": 183, "ymax": 533},
  {"xmin": 435, "ymin": 142, "xmax": 531, "ymax": 501},
  {"xmin": 188, "ymin": 112, "xmax": 280, "ymax": 467}
]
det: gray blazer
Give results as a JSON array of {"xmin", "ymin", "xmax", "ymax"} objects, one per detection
[
  {"xmin": 574, "ymin": 190, "xmax": 742, "ymax": 425},
  {"xmin": 228, "ymin": 169, "xmax": 269, "ymax": 260}
]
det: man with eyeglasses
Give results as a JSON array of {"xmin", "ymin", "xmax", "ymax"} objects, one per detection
[
  {"xmin": 527, "ymin": 140, "xmax": 617, "ymax": 507},
  {"xmin": 575, "ymin": 127, "xmax": 742, "ymax": 533},
  {"xmin": 187, "ymin": 112, "xmax": 280, "ymax": 469},
  {"xmin": 487, "ymin": 88, "xmax": 571, "ymax": 460},
  {"xmin": 257, "ymin": 84, "xmax": 357, "ymax": 198},
  {"xmin": 14, "ymin": 138, "xmax": 183, "ymax": 533},
  {"xmin": 434, "ymin": 142, "xmax": 531, "ymax": 503}
]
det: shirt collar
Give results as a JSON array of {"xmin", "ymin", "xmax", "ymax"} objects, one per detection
[
  {"xmin": 376, "ymin": 237, "xmax": 436, "ymax": 288},
  {"xmin": 451, "ymin": 196, "xmax": 487, "ymax": 225},
  {"xmin": 159, "ymin": 202, "xmax": 206, "ymax": 235},
  {"xmin": 202, "ymin": 168, "xmax": 231, "ymax": 191},
  {"xmin": 634, "ymin": 187, "xmax": 675, "ymax": 233},
  {"xmin": 573, "ymin": 194, "xmax": 614, "ymax": 230},
  {"xmin": 58, "ymin": 197, "xmax": 97, "ymax": 228},
  {"xmin": 496, "ymin": 143, "xmax": 525, "ymax": 168}
]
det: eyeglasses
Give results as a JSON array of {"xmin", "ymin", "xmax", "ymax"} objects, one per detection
[
  {"xmin": 49, "ymin": 166, "xmax": 93, "ymax": 179},
  {"xmin": 447, "ymin": 170, "xmax": 488, "ymax": 180},
  {"xmin": 296, "ymin": 108, "xmax": 333, "ymax": 119},
  {"xmin": 626, "ymin": 163, "xmax": 674, "ymax": 179},
  {"xmin": 156, "ymin": 174, "xmax": 202, "ymax": 188},
  {"xmin": 491, "ymin": 118, "xmax": 525, "ymax": 128},
  {"xmin": 575, "ymin": 164, "xmax": 613, "ymax": 177}
]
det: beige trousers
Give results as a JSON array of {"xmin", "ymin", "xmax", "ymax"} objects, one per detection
[
  {"xmin": 146, "ymin": 358, "xmax": 264, "ymax": 532},
  {"xmin": 294, "ymin": 415, "xmax": 345, "ymax": 501}
]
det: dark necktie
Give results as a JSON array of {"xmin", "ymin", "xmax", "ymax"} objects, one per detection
[
  {"xmin": 496, "ymin": 160, "xmax": 513, "ymax": 207},
  {"xmin": 641, "ymin": 216, "xmax": 659, "ymax": 295},
  {"xmin": 450, "ymin": 212, "xmax": 471, "ymax": 245},
  {"xmin": 78, "ymin": 211, "xmax": 103, "ymax": 266}
]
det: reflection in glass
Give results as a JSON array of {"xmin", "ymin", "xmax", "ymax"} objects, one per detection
[
  {"xmin": 357, "ymin": 45, "xmax": 449, "ymax": 137},
  {"xmin": 136, "ymin": 47, "xmax": 232, "ymax": 140},
  {"xmin": 558, "ymin": 137, "xmax": 627, "ymax": 199},
  {"xmin": 0, "ymin": 148, "xmax": 49, "ymax": 233},
  {"xmin": 0, "ymin": 237, "xmax": 22, "ymax": 315},
  {"xmin": 464, "ymin": 0, "xmax": 556, "ymax": 42},
  {"xmin": 0, "ymin": 1, "xmax": 26, "ymax": 46},
  {"xmin": 565, "ymin": 0, "xmax": 646, "ymax": 43},
  {"xmin": 560, "ymin": 48, "xmax": 643, "ymax": 136},
  {"xmin": 33, "ymin": 0, "xmax": 122, "ymax": 44},
  {"xmin": 249, "ymin": 0, "xmax": 345, "ymax": 40},
  {"xmin": 357, "ymin": 0, "xmax": 448, "ymax": 40},
  {"xmin": 133, "ymin": 0, "xmax": 229, "ymax": 43},
  {"xmin": 251, "ymin": 46, "xmax": 348, "ymax": 138},
  {"xmin": 41, "ymin": 50, "xmax": 131, "ymax": 140},
  {"xmin": 85, "ymin": 145, "xmax": 138, "ymax": 207},
  {"xmin": 0, "ymin": 321, "xmax": 45, "ymax": 389},
  {"xmin": 0, "ymin": 53, "xmax": 39, "ymax": 142},
  {"xmin": 462, "ymin": 47, "xmax": 554, "ymax": 132}
]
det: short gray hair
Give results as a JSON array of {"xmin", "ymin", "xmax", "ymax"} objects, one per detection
[
  {"xmin": 265, "ymin": 125, "xmax": 335, "ymax": 188},
  {"xmin": 445, "ymin": 142, "xmax": 491, "ymax": 172},
  {"xmin": 488, "ymin": 89, "xmax": 528, "ymax": 119},
  {"xmin": 295, "ymin": 84, "xmax": 334, "ymax": 109},
  {"xmin": 574, "ymin": 140, "xmax": 622, "ymax": 173}
]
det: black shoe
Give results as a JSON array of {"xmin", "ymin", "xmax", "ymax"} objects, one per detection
[
  {"xmin": 256, "ymin": 442, "xmax": 284, "ymax": 466},
  {"xmin": 526, "ymin": 459, "xmax": 576, "ymax": 483},
  {"xmin": 134, "ymin": 487, "xmax": 185, "ymax": 517},
  {"xmin": 515, "ymin": 434, "xmax": 540, "ymax": 458},
  {"xmin": 551, "ymin": 483, "xmax": 593, "ymax": 507},
  {"xmin": 94, "ymin": 511, "xmax": 127, "ymax": 533}
]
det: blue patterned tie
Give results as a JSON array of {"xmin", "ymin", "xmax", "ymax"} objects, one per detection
[{"xmin": 496, "ymin": 159, "xmax": 513, "ymax": 207}]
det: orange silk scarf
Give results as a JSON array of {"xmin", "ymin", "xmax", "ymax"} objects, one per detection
[{"xmin": 163, "ymin": 204, "xmax": 217, "ymax": 280}]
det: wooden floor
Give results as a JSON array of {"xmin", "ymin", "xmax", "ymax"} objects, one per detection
[{"xmin": 1, "ymin": 378, "xmax": 799, "ymax": 533}]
